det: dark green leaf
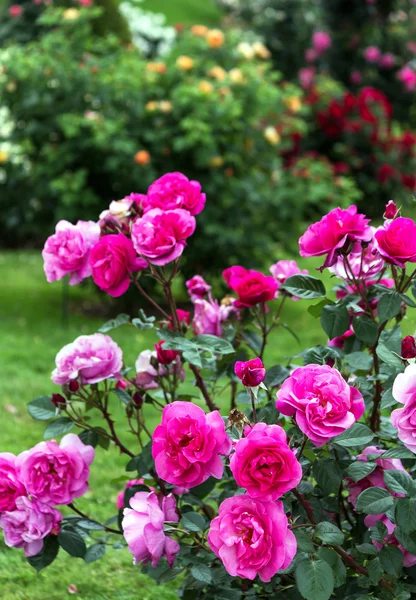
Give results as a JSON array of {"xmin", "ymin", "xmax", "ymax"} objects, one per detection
[
  {"xmin": 344, "ymin": 352, "xmax": 373, "ymax": 372},
  {"xmin": 367, "ymin": 557, "xmax": 383, "ymax": 584},
  {"xmin": 111, "ymin": 388, "xmax": 131, "ymax": 405},
  {"xmin": 313, "ymin": 459, "xmax": 342, "ymax": 494},
  {"xmin": 353, "ymin": 316, "xmax": 378, "ymax": 346},
  {"xmin": 320, "ymin": 304, "xmax": 350, "ymax": 339},
  {"xmin": 379, "ymin": 545, "xmax": 403, "ymax": 577},
  {"xmin": 295, "ymin": 559, "xmax": 334, "ymax": 600},
  {"xmin": 376, "ymin": 342, "xmax": 403, "ymax": 370},
  {"xmin": 356, "ymin": 487, "xmax": 394, "ymax": 515},
  {"xmin": 99, "ymin": 313, "xmax": 130, "ymax": 333},
  {"xmin": 395, "ymin": 528, "xmax": 416, "ymax": 554},
  {"xmin": 294, "ymin": 529, "xmax": 314, "ymax": 553},
  {"xmin": 380, "ymin": 388, "xmax": 397, "ymax": 410},
  {"xmin": 78, "ymin": 430, "xmax": 99, "ymax": 448},
  {"xmin": 190, "ymin": 564, "xmax": 212, "ymax": 585},
  {"xmin": 241, "ymin": 330, "xmax": 262, "ymax": 353},
  {"xmin": 318, "ymin": 548, "xmax": 346, "ymax": 587},
  {"xmin": 76, "ymin": 519, "xmax": 105, "ymax": 531},
  {"xmin": 383, "ymin": 470, "xmax": 414, "ymax": 496},
  {"xmin": 27, "ymin": 535, "xmax": 59, "ymax": 572},
  {"xmin": 356, "ymin": 543, "xmax": 378, "ymax": 556},
  {"xmin": 58, "ymin": 529, "xmax": 87, "ymax": 558},
  {"xmin": 282, "ymin": 275, "xmax": 326, "ymax": 300},
  {"xmin": 265, "ymin": 365, "xmax": 289, "ymax": 387},
  {"xmin": 308, "ymin": 299, "xmax": 333, "ymax": 319},
  {"xmin": 192, "ymin": 335, "xmax": 234, "ymax": 355},
  {"xmin": 132, "ymin": 309, "xmax": 155, "ymax": 331},
  {"xmin": 181, "ymin": 512, "xmax": 206, "ymax": 532},
  {"xmin": 333, "ymin": 423, "xmax": 374, "ymax": 448},
  {"xmin": 346, "ymin": 461, "xmax": 377, "ymax": 482},
  {"xmin": 380, "ymin": 448, "xmax": 416, "ymax": 459},
  {"xmin": 315, "ymin": 522, "xmax": 344, "ymax": 545},
  {"xmin": 302, "ymin": 346, "xmax": 341, "ymax": 367},
  {"xmin": 191, "ymin": 477, "xmax": 217, "ymax": 499},
  {"xmin": 44, "ymin": 417, "xmax": 74, "ymax": 439},
  {"xmin": 28, "ymin": 396, "xmax": 56, "ymax": 421},
  {"xmin": 396, "ymin": 497, "xmax": 416, "ymax": 533},
  {"xmin": 378, "ymin": 292, "xmax": 402, "ymax": 323},
  {"xmin": 84, "ymin": 543, "xmax": 106, "ymax": 563}
]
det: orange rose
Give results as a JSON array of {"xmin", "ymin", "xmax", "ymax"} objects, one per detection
[{"xmin": 134, "ymin": 150, "xmax": 151, "ymax": 165}]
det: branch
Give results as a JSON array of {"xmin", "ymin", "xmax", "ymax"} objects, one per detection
[{"xmin": 68, "ymin": 503, "xmax": 122, "ymax": 535}]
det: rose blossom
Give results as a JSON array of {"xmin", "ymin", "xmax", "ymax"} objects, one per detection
[
  {"xmin": 270, "ymin": 260, "xmax": 308, "ymax": 299},
  {"xmin": 363, "ymin": 46, "xmax": 381, "ymax": 63},
  {"xmin": 397, "ymin": 66, "xmax": 416, "ymax": 92},
  {"xmin": 0, "ymin": 453, "xmax": 26, "ymax": 512},
  {"xmin": 299, "ymin": 67, "xmax": 315, "ymax": 89},
  {"xmin": 155, "ymin": 340, "xmax": 179, "ymax": 365},
  {"xmin": 365, "ymin": 515, "xmax": 416, "ymax": 567},
  {"xmin": 391, "ymin": 364, "xmax": 416, "ymax": 452},
  {"xmin": 116, "ymin": 479, "xmax": 152, "ymax": 510},
  {"xmin": 329, "ymin": 228, "xmax": 384, "ymax": 280},
  {"xmin": 152, "ymin": 401, "xmax": 231, "ymax": 488},
  {"xmin": 132, "ymin": 208, "xmax": 196, "ymax": 266},
  {"xmin": 0, "ymin": 497, "xmax": 61, "ymax": 557},
  {"xmin": 42, "ymin": 220, "xmax": 100, "ymax": 285},
  {"xmin": 299, "ymin": 205, "xmax": 373, "ymax": 269},
  {"xmin": 374, "ymin": 217, "xmax": 416, "ymax": 267},
  {"xmin": 90, "ymin": 234, "xmax": 147, "ymax": 297},
  {"xmin": 186, "ymin": 275, "xmax": 211, "ymax": 299},
  {"xmin": 98, "ymin": 196, "xmax": 135, "ymax": 231},
  {"xmin": 8, "ymin": 5, "xmax": 23, "ymax": 17},
  {"xmin": 192, "ymin": 297, "xmax": 235, "ymax": 336},
  {"xmin": 52, "ymin": 333, "xmax": 123, "ymax": 386},
  {"xmin": 208, "ymin": 496, "xmax": 296, "ymax": 582},
  {"xmin": 384, "ymin": 200, "xmax": 398, "ymax": 220},
  {"xmin": 167, "ymin": 309, "xmax": 191, "ymax": 330},
  {"xmin": 276, "ymin": 364, "xmax": 365, "ymax": 446},
  {"xmin": 380, "ymin": 53, "xmax": 395, "ymax": 69},
  {"xmin": 135, "ymin": 350, "xmax": 185, "ymax": 389},
  {"xmin": 328, "ymin": 325, "xmax": 354, "ymax": 349},
  {"xmin": 230, "ymin": 423, "xmax": 302, "ymax": 501},
  {"xmin": 223, "ymin": 266, "xmax": 278, "ymax": 308},
  {"xmin": 145, "ymin": 172, "xmax": 205, "ymax": 216},
  {"xmin": 402, "ymin": 336, "xmax": 416, "ymax": 359},
  {"xmin": 122, "ymin": 492, "xmax": 180, "ymax": 567},
  {"xmin": 234, "ymin": 358, "xmax": 266, "ymax": 387},
  {"xmin": 16, "ymin": 434, "xmax": 94, "ymax": 506},
  {"xmin": 312, "ymin": 31, "xmax": 332, "ymax": 54}
]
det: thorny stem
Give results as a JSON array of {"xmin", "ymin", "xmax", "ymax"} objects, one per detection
[{"xmin": 133, "ymin": 279, "xmax": 170, "ymax": 320}]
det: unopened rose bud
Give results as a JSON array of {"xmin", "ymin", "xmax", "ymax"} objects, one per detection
[
  {"xmin": 384, "ymin": 200, "xmax": 398, "ymax": 220},
  {"xmin": 116, "ymin": 379, "xmax": 128, "ymax": 390},
  {"xmin": 51, "ymin": 394, "xmax": 66, "ymax": 408},
  {"xmin": 155, "ymin": 340, "xmax": 179, "ymax": 365},
  {"xmin": 402, "ymin": 335, "xmax": 416, "ymax": 359},
  {"xmin": 68, "ymin": 380, "xmax": 80, "ymax": 393},
  {"xmin": 234, "ymin": 358, "xmax": 266, "ymax": 387},
  {"xmin": 133, "ymin": 392, "xmax": 144, "ymax": 409}
]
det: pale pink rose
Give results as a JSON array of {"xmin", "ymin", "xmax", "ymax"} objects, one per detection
[
  {"xmin": 42, "ymin": 220, "xmax": 100, "ymax": 285},
  {"xmin": 299, "ymin": 205, "xmax": 373, "ymax": 269},
  {"xmin": 391, "ymin": 364, "xmax": 416, "ymax": 453},
  {"xmin": 363, "ymin": 46, "xmax": 381, "ymax": 63},
  {"xmin": 134, "ymin": 350, "xmax": 184, "ymax": 390},
  {"xmin": 208, "ymin": 496, "xmax": 296, "ymax": 582},
  {"xmin": 152, "ymin": 401, "xmax": 231, "ymax": 488},
  {"xmin": 397, "ymin": 66, "xmax": 416, "ymax": 91},
  {"xmin": 98, "ymin": 196, "xmax": 137, "ymax": 232},
  {"xmin": 365, "ymin": 515, "xmax": 416, "ymax": 567},
  {"xmin": 52, "ymin": 333, "xmax": 123, "ymax": 386},
  {"xmin": 270, "ymin": 260, "xmax": 308, "ymax": 299},
  {"xmin": 312, "ymin": 31, "xmax": 332, "ymax": 54},
  {"xmin": 230, "ymin": 423, "xmax": 302, "ymax": 501},
  {"xmin": 122, "ymin": 492, "xmax": 179, "ymax": 567},
  {"xmin": 0, "ymin": 497, "xmax": 61, "ymax": 557},
  {"xmin": 299, "ymin": 67, "xmax": 316, "ymax": 89},
  {"xmin": 192, "ymin": 297, "xmax": 235, "ymax": 336},
  {"xmin": 329, "ymin": 227, "xmax": 384, "ymax": 280},
  {"xmin": 145, "ymin": 172, "xmax": 206, "ymax": 216},
  {"xmin": 0, "ymin": 453, "xmax": 26, "ymax": 512},
  {"xmin": 132, "ymin": 209, "xmax": 196, "ymax": 266},
  {"xmin": 375, "ymin": 217, "xmax": 416, "ymax": 268},
  {"xmin": 16, "ymin": 434, "xmax": 94, "ymax": 506},
  {"xmin": 276, "ymin": 364, "xmax": 365, "ymax": 447},
  {"xmin": 186, "ymin": 275, "xmax": 211, "ymax": 299}
]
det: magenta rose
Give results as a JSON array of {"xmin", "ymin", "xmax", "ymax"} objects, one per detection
[
  {"xmin": 208, "ymin": 496, "xmax": 296, "ymax": 582},
  {"xmin": 223, "ymin": 266, "xmax": 278, "ymax": 308},
  {"xmin": 52, "ymin": 333, "xmax": 123, "ymax": 386},
  {"xmin": 299, "ymin": 206, "xmax": 372, "ymax": 269},
  {"xmin": 16, "ymin": 434, "xmax": 94, "ymax": 506},
  {"xmin": 365, "ymin": 515, "xmax": 416, "ymax": 568},
  {"xmin": 269, "ymin": 260, "xmax": 308, "ymax": 299},
  {"xmin": 152, "ymin": 401, "xmax": 231, "ymax": 488},
  {"xmin": 90, "ymin": 233, "xmax": 147, "ymax": 297},
  {"xmin": 230, "ymin": 423, "xmax": 302, "ymax": 501},
  {"xmin": 375, "ymin": 217, "xmax": 416, "ymax": 267},
  {"xmin": 186, "ymin": 275, "xmax": 211, "ymax": 299},
  {"xmin": 0, "ymin": 453, "xmax": 26, "ymax": 512},
  {"xmin": 329, "ymin": 228, "xmax": 384, "ymax": 280},
  {"xmin": 192, "ymin": 298, "xmax": 236, "ymax": 337},
  {"xmin": 384, "ymin": 200, "xmax": 398, "ymax": 220},
  {"xmin": 363, "ymin": 46, "xmax": 381, "ymax": 63},
  {"xmin": 391, "ymin": 364, "xmax": 416, "ymax": 453},
  {"xmin": 132, "ymin": 208, "xmax": 196, "ymax": 266},
  {"xmin": 0, "ymin": 497, "xmax": 62, "ymax": 557},
  {"xmin": 145, "ymin": 172, "xmax": 206, "ymax": 216},
  {"xmin": 276, "ymin": 364, "xmax": 365, "ymax": 446},
  {"xmin": 312, "ymin": 31, "xmax": 332, "ymax": 53},
  {"xmin": 42, "ymin": 220, "xmax": 100, "ymax": 285},
  {"xmin": 122, "ymin": 491, "xmax": 180, "ymax": 567},
  {"xmin": 234, "ymin": 358, "xmax": 266, "ymax": 387}
]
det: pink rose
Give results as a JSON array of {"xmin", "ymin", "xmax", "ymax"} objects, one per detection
[
  {"xmin": 155, "ymin": 340, "xmax": 179, "ymax": 365},
  {"xmin": 375, "ymin": 217, "xmax": 416, "ymax": 267},
  {"xmin": 329, "ymin": 227, "xmax": 383, "ymax": 280},
  {"xmin": 234, "ymin": 358, "xmax": 266, "ymax": 387},
  {"xmin": 223, "ymin": 266, "xmax": 278, "ymax": 308},
  {"xmin": 167, "ymin": 309, "xmax": 191, "ymax": 330},
  {"xmin": 90, "ymin": 234, "xmax": 147, "ymax": 297},
  {"xmin": 135, "ymin": 350, "xmax": 159, "ymax": 390},
  {"xmin": 186, "ymin": 275, "xmax": 211, "ymax": 299},
  {"xmin": 384, "ymin": 200, "xmax": 398, "ymax": 220},
  {"xmin": 380, "ymin": 53, "xmax": 395, "ymax": 69},
  {"xmin": 230, "ymin": 423, "xmax": 302, "ymax": 501},
  {"xmin": 42, "ymin": 220, "xmax": 100, "ymax": 285},
  {"xmin": 132, "ymin": 209, "xmax": 196, "ymax": 266},
  {"xmin": 270, "ymin": 260, "xmax": 308, "ymax": 299},
  {"xmin": 0, "ymin": 497, "xmax": 61, "ymax": 557},
  {"xmin": 152, "ymin": 401, "xmax": 231, "ymax": 488},
  {"xmin": 208, "ymin": 496, "xmax": 296, "ymax": 582},
  {"xmin": 312, "ymin": 31, "xmax": 332, "ymax": 54},
  {"xmin": 116, "ymin": 479, "xmax": 152, "ymax": 510},
  {"xmin": 391, "ymin": 364, "xmax": 416, "ymax": 453},
  {"xmin": 351, "ymin": 71, "xmax": 363, "ymax": 85},
  {"xmin": 397, "ymin": 66, "xmax": 416, "ymax": 92},
  {"xmin": 0, "ymin": 453, "xmax": 26, "ymax": 512},
  {"xmin": 8, "ymin": 4, "xmax": 23, "ymax": 17},
  {"xmin": 346, "ymin": 446, "xmax": 408, "ymax": 508},
  {"xmin": 122, "ymin": 492, "xmax": 180, "ymax": 567},
  {"xmin": 52, "ymin": 333, "xmax": 123, "ymax": 386},
  {"xmin": 299, "ymin": 205, "xmax": 373, "ymax": 269},
  {"xmin": 192, "ymin": 297, "xmax": 235, "ymax": 336},
  {"xmin": 363, "ymin": 46, "xmax": 381, "ymax": 63},
  {"xmin": 276, "ymin": 364, "xmax": 365, "ymax": 446},
  {"xmin": 365, "ymin": 515, "xmax": 416, "ymax": 568},
  {"xmin": 16, "ymin": 434, "xmax": 94, "ymax": 506},
  {"xmin": 305, "ymin": 48, "xmax": 318, "ymax": 63},
  {"xmin": 145, "ymin": 172, "xmax": 206, "ymax": 216}
]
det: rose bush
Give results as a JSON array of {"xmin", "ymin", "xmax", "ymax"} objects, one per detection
[{"xmin": 3, "ymin": 172, "xmax": 416, "ymax": 600}]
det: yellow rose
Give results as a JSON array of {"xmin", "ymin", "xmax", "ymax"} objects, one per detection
[
  {"xmin": 208, "ymin": 66, "xmax": 227, "ymax": 81},
  {"xmin": 228, "ymin": 68, "xmax": 244, "ymax": 84},
  {"xmin": 176, "ymin": 56, "xmax": 194, "ymax": 70},
  {"xmin": 252, "ymin": 41, "xmax": 271, "ymax": 59},
  {"xmin": 206, "ymin": 29, "xmax": 225, "ymax": 48},
  {"xmin": 63, "ymin": 8, "xmax": 80, "ymax": 20},
  {"xmin": 209, "ymin": 156, "xmax": 224, "ymax": 167},
  {"xmin": 198, "ymin": 81, "xmax": 214, "ymax": 94},
  {"xmin": 0, "ymin": 151, "xmax": 9, "ymax": 164},
  {"xmin": 159, "ymin": 100, "xmax": 173, "ymax": 113},
  {"xmin": 285, "ymin": 96, "xmax": 302, "ymax": 113},
  {"xmin": 264, "ymin": 126, "xmax": 280, "ymax": 145},
  {"xmin": 237, "ymin": 42, "xmax": 255, "ymax": 60},
  {"xmin": 191, "ymin": 24, "xmax": 209, "ymax": 37},
  {"xmin": 146, "ymin": 62, "xmax": 167, "ymax": 74},
  {"xmin": 145, "ymin": 101, "xmax": 158, "ymax": 112}
]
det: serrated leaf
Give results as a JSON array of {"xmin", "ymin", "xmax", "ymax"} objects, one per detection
[
  {"xmin": 192, "ymin": 334, "xmax": 234, "ymax": 355},
  {"xmin": 181, "ymin": 512, "xmax": 206, "ymax": 532},
  {"xmin": 99, "ymin": 313, "xmax": 130, "ymax": 333},
  {"xmin": 380, "ymin": 388, "xmax": 397, "ymax": 410},
  {"xmin": 367, "ymin": 557, "xmax": 383, "ymax": 584},
  {"xmin": 379, "ymin": 544, "xmax": 403, "ymax": 577},
  {"xmin": 356, "ymin": 487, "xmax": 394, "ymax": 515},
  {"xmin": 356, "ymin": 543, "xmax": 378, "ymax": 556},
  {"xmin": 313, "ymin": 459, "xmax": 342, "ymax": 494},
  {"xmin": 58, "ymin": 529, "xmax": 86, "ymax": 558},
  {"xmin": 344, "ymin": 352, "xmax": 373, "ymax": 372},
  {"xmin": 383, "ymin": 470, "xmax": 414, "ymax": 495},
  {"xmin": 381, "ymin": 448, "xmax": 416, "ymax": 459},
  {"xmin": 294, "ymin": 529, "xmax": 314, "ymax": 553},
  {"xmin": 265, "ymin": 365, "xmax": 289, "ymax": 387},
  {"xmin": 346, "ymin": 461, "xmax": 377, "ymax": 482},
  {"xmin": 395, "ymin": 497, "xmax": 416, "ymax": 533},
  {"xmin": 353, "ymin": 316, "xmax": 378, "ymax": 346},
  {"xmin": 395, "ymin": 528, "xmax": 416, "ymax": 554},
  {"xmin": 295, "ymin": 559, "xmax": 334, "ymax": 600},
  {"xmin": 378, "ymin": 292, "xmax": 402, "ymax": 323},
  {"xmin": 282, "ymin": 275, "xmax": 326, "ymax": 300},
  {"xmin": 27, "ymin": 535, "xmax": 59, "ymax": 572},
  {"xmin": 320, "ymin": 304, "xmax": 350, "ymax": 339},
  {"xmin": 315, "ymin": 522, "xmax": 344, "ymax": 545},
  {"xmin": 111, "ymin": 388, "xmax": 131, "ymax": 405},
  {"xmin": 84, "ymin": 543, "xmax": 106, "ymax": 563},
  {"xmin": 28, "ymin": 396, "xmax": 56, "ymax": 421},
  {"xmin": 43, "ymin": 417, "xmax": 74, "ymax": 439},
  {"xmin": 190, "ymin": 564, "xmax": 212, "ymax": 585},
  {"xmin": 333, "ymin": 423, "xmax": 374, "ymax": 448},
  {"xmin": 318, "ymin": 548, "xmax": 346, "ymax": 587}
]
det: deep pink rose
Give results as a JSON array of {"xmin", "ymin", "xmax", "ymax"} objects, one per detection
[
  {"xmin": 270, "ymin": 260, "xmax": 308, "ymax": 299},
  {"xmin": 145, "ymin": 172, "xmax": 205, "ymax": 216},
  {"xmin": 391, "ymin": 364, "xmax": 416, "ymax": 453},
  {"xmin": 90, "ymin": 234, "xmax": 147, "ymax": 297},
  {"xmin": 167, "ymin": 309, "xmax": 191, "ymax": 330},
  {"xmin": 0, "ymin": 497, "xmax": 61, "ymax": 557},
  {"xmin": 52, "ymin": 333, "xmax": 123, "ymax": 386},
  {"xmin": 329, "ymin": 228, "xmax": 384, "ymax": 280},
  {"xmin": 152, "ymin": 401, "xmax": 231, "ymax": 488},
  {"xmin": 122, "ymin": 492, "xmax": 180, "ymax": 567},
  {"xmin": 299, "ymin": 206, "xmax": 372, "ymax": 269},
  {"xmin": 234, "ymin": 358, "xmax": 266, "ymax": 387},
  {"xmin": 186, "ymin": 275, "xmax": 211, "ymax": 299},
  {"xmin": 223, "ymin": 266, "xmax": 278, "ymax": 308},
  {"xmin": 365, "ymin": 515, "xmax": 416, "ymax": 567},
  {"xmin": 230, "ymin": 423, "xmax": 302, "ymax": 501},
  {"xmin": 276, "ymin": 364, "xmax": 365, "ymax": 446},
  {"xmin": 155, "ymin": 340, "xmax": 179, "ymax": 365},
  {"xmin": 346, "ymin": 446, "xmax": 408, "ymax": 508},
  {"xmin": 42, "ymin": 220, "xmax": 100, "ymax": 285},
  {"xmin": 16, "ymin": 434, "xmax": 94, "ymax": 506},
  {"xmin": 402, "ymin": 336, "xmax": 416, "ymax": 359},
  {"xmin": 299, "ymin": 67, "xmax": 316, "ymax": 89},
  {"xmin": 192, "ymin": 297, "xmax": 236, "ymax": 336},
  {"xmin": 116, "ymin": 479, "xmax": 153, "ymax": 510},
  {"xmin": 375, "ymin": 217, "xmax": 416, "ymax": 267},
  {"xmin": 208, "ymin": 496, "xmax": 296, "ymax": 582},
  {"xmin": 8, "ymin": 4, "xmax": 23, "ymax": 17},
  {"xmin": 0, "ymin": 453, "xmax": 26, "ymax": 512},
  {"xmin": 384, "ymin": 200, "xmax": 398, "ymax": 220},
  {"xmin": 363, "ymin": 46, "xmax": 381, "ymax": 63},
  {"xmin": 312, "ymin": 31, "xmax": 332, "ymax": 54},
  {"xmin": 328, "ymin": 325, "xmax": 354, "ymax": 349},
  {"xmin": 397, "ymin": 66, "xmax": 416, "ymax": 92},
  {"xmin": 132, "ymin": 208, "xmax": 196, "ymax": 266}
]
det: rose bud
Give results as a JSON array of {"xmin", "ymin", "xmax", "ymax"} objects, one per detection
[
  {"xmin": 155, "ymin": 340, "xmax": 179, "ymax": 365},
  {"xmin": 51, "ymin": 393, "xmax": 66, "ymax": 408},
  {"xmin": 116, "ymin": 379, "xmax": 129, "ymax": 390},
  {"xmin": 402, "ymin": 335, "xmax": 416, "ymax": 359},
  {"xmin": 384, "ymin": 200, "xmax": 398, "ymax": 220},
  {"xmin": 234, "ymin": 358, "xmax": 266, "ymax": 387},
  {"xmin": 133, "ymin": 392, "xmax": 144, "ymax": 409},
  {"xmin": 68, "ymin": 380, "xmax": 80, "ymax": 393}
]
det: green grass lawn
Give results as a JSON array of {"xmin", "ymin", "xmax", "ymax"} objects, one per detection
[{"xmin": 142, "ymin": 0, "xmax": 223, "ymax": 25}]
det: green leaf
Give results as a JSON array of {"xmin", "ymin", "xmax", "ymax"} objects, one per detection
[
  {"xmin": 282, "ymin": 275, "xmax": 326, "ymax": 300},
  {"xmin": 380, "ymin": 447, "xmax": 416, "ymax": 459},
  {"xmin": 99, "ymin": 313, "xmax": 130, "ymax": 333},
  {"xmin": 241, "ymin": 330, "xmax": 262, "ymax": 353},
  {"xmin": 333, "ymin": 423, "xmax": 374, "ymax": 448},
  {"xmin": 111, "ymin": 388, "xmax": 131, "ymax": 405},
  {"xmin": 367, "ymin": 557, "xmax": 383, "ymax": 584},
  {"xmin": 295, "ymin": 559, "xmax": 334, "ymax": 600},
  {"xmin": 27, "ymin": 535, "xmax": 59, "ymax": 572},
  {"xmin": 308, "ymin": 299, "xmax": 333, "ymax": 319},
  {"xmin": 313, "ymin": 459, "xmax": 342, "ymax": 494},
  {"xmin": 84, "ymin": 543, "xmax": 106, "ymax": 563},
  {"xmin": 380, "ymin": 388, "xmax": 397, "ymax": 410},
  {"xmin": 190, "ymin": 564, "xmax": 212, "ymax": 585},
  {"xmin": 315, "ymin": 522, "xmax": 344, "ymax": 545},
  {"xmin": 294, "ymin": 529, "xmax": 314, "ymax": 553},
  {"xmin": 383, "ymin": 470, "xmax": 414, "ymax": 496},
  {"xmin": 192, "ymin": 334, "xmax": 235, "ymax": 355},
  {"xmin": 78, "ymin": 430, "xmax": 99, "ymax": 448},
  {"xmin": 318, "ymin": 548, "xmax": 346, "ymax": 587},
  {"xmin": 356, "ymin": 487, "xmax": 394, "ymax": 515},
  {"xmin": 353, "ymin": 316, "xmax": 378, "ymax": 346},
  {"xmin": 379, "ymin": 545, "xmax": 403, "ymax": 577},
  {"xmin": 378, "ymin": 292, "xmax": 402, "ymax": 323},
  {"xmin": 132, "ymin": 309, "xmax": 155, "ymax": 331},
  {"xmin": 376, "ymin": 342, "xmax": 403, "ymax": 370},
  {"xmin": 191, "ymin": 477, "xmax": 217, "ymax": 499},
  {"xmin": 43, "ymin": 417, "xmax": 74, "ymax": 439},
  {"xmin": 346, "ymin": 461, "xmax": 377, "ymax": 482},
  {"xmin": 58, "ymin": 529, "xmax": 87, "ymax": 558},
  {"xmin": 395, "ymin": 528, "xmax": 416, "ymax": 554},
  {"xmin": 320, "ymin": 304, "xmax": 350, "ymax": 339},
  {"xmin": 302, "ymin": 346, "xmax": 341, "ymax": 367},
  {"xmin": 181, "ymin": 512, "xmax": 206, "ymax": 532},
  {"xmin": 395, "ymin": 497, "xmax": 416, "ymax": 533},
  {"xmin": 356, "ymin": 543, "xmax": 378, "ymax": 556},
  {"xmin": 28, "ymin": 396, "xmax": 56, "ymax": 421},
  {"xmin": 344, "ymin": 352, "xmax": 373, "ymax": 372},
  {"xmin": 264, "ymin": 365, "xmax": 289, "ymax": 387},
  {"xmin": 76, "ymin": 519, "xmax": 105, "ymax": 531}
]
